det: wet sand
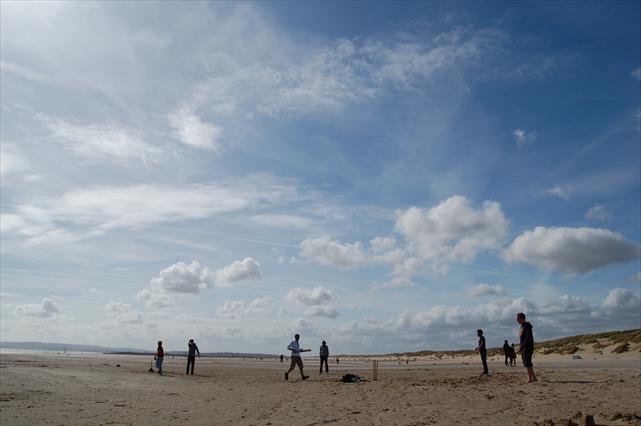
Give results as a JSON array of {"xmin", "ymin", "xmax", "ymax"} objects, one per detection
[{"xmin": 1, "ymin": 352, "xmax": 640, "ymax": 425}]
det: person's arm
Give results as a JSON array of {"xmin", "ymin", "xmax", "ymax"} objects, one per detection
[{"xmin": 196, "ymin": 344, "xmax": 200, "ymax": 357}]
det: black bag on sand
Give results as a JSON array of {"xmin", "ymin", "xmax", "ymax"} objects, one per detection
[{"xmin": 341, "ymin": 373, "xmax": 361, "ymax": 383}]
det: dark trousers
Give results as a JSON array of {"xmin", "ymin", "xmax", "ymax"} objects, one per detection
[
  {"xmin": 186, "ymin": 355, "xmax": 196, "ymax": 375},
  {"xmin": 480, "ymin": 351, "xmax": 488, "ymax": 374},
  {"xmin": 320, "ymin": 356, "xmax": 328, "ymax": 373},
  {"xmin": 504, "ymin": 354, "xmax": 509, "ymax": 366}
]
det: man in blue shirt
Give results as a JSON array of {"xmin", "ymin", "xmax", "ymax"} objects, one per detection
[{"xmin": 517, "ymin": 312, "xmax": 537, "ymax": 383}]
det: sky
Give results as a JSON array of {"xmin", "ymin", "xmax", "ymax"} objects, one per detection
[{"xmin": 1, "ymin": 1, "xmax": 640, "ymax": 355}]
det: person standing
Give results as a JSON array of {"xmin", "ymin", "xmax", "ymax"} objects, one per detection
[
  {"xmin": 186, "ymin": 339, "xmax": 200, "ymax": 375},
  {"xmin": 517, "ymin": 312, "xmax": 538, "ymax": 383},
  {"xmin": 502, "ymin": 340, "xmax": 511, "ymax": 366},
  {"xmin": 154, "ymin": 341, "xmax": 164, "ymax": 376},
  {"xmin": 475, "ymin": 329, "xmax": 488, "ymax": 375},
  {"xmin": 285, "ymin": 333, "xmax": 310, "ymax": 381},
  {"xmin": 319, "ymin": 341, "xmax": 329, "ymax": 374},
  {"xmin": 280, "ymin": 354, "xmax": 284, "ymax": 363}
]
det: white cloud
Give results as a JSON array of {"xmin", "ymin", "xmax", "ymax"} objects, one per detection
[
  {"xmin": 219, "ymin": 297, "xmax": 269, "ymax": 319},
  {"xmin": 1, "ymin": 177, "xmax": 296, "ymax": 245},
  {"xmin": 512, "ymin": 128, "xmax": 536, "ymax": 145},
  {"xmin": 546, "ymin": 184, "xmax": 573, "ymax": 200},
  {"xmin": 215, "ymin": 257, "xmax": 262, "ymax": 285},
  {"xmin": 135, "ymin": 289, "xmax": 175, "ymax": 309},
  {"xmin": 505, "ymin": 226, "xmax": 641, "ymax": 274},
  {"xmin": 44, "ymin": 117, "xmax": 161, "ymax": 164},
  {"xmin": 601, "ymin": 288, "xmax": 641, "ymax": 312},
  {"xmin": 168, "ymin": 108, "xmax": 223, "ymax": 151},
  {"xmin": 286, "ymin": 286, "xmax": 337, "ymax": 306},
  {"xmin": 470, "ymin": 283, "xmax": 506, "ymax": 297},
  {"xmin": 187, "ymin": 27, "xmax": 504, "ymax": 120},
  {"xmin": 395, "ymin": 195, "xmax": 508, "ymax": 265},
  {"xmin": 150, "ymin": 261, "xmax": 212, "ymax": 294},
  {"xmin": 304, "ymin": 305, "xmax": 339, "ymax": 318},
  {"xmin": 105, "ymin": 300, "xmax": 144, "ymax": 324},
  {"xmin": 585, "ymin": 204, "xmax": 610, "ymax": 221},
  {"xmin": 299, "ymin": 237, "xmax": 369, "ymax": 268},
  {"xmin": 632, "ymin": 68, "xmax": 641, "ymax": 81},
  {"xmin": 14, "ymin": 297, "xmax": 61, "ymax": 318}
]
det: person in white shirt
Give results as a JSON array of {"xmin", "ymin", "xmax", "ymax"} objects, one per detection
[{"xmin": 285, "ymin": 333, "xmax": 310, "ymax": 381}]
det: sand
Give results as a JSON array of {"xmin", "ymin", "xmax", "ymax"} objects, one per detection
[{"xmin": 1, "ymin": 352, "xmax": 640, "ymax": 425}]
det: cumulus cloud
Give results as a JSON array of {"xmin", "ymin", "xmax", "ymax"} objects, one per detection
[
  {"xmin": 395, "ymin": 195, "xmax": 508, "ymax": 265},
  {"xmin": 150, "ymin": 261, "xmax": 212, "ymax": 294},
  {"xmin": 585, "ymin": 204, "xmax": 610, "ymax": 221},
  {"xmin": 44, "ymin": 117, "xmax": 161, "ymax": 164},
  {"xmin": 601, "ymin": 288, "xmax": 641, "ymax": 312},
  {"xmin": 505, "ymin": 226, "xmax": 641, "ymax": 274},
  {"xmin": 512, "ymin": 128, "xmax": 536, "ymax": 145},
  {"xmin": 470, "ymin": 283, "xmax": 506, "ymax": 297},
  {"xmin": 632, "ymin": 68, "xmax": 641, "ymax": 81},
  {"xmin": 304, "ymin": 305, "xmax": 339, "ymax": 319},
  {"xmin": 14, "ymin": 297, "xmax": 61, "ymax": 318},
  {"xmin": 215, "ymin": 258, "xmax": 262, "ymax": 285},
  {"xmin": 135, "ymin": 289, "xmax": 175, "ymax": 309},
  {"xmin": 168, "ymin": 108, "xmax": 223, "ymax": 151},
  {"xmin": 286, "ymin": 286, "xmax": 337, "ymax": 306},
  {"xmin": 299, "ymin": 237, "xmax": 369, "ymax": 268},
  {"xmin": 219, "ymin": 297, "xmax": 269, "ymax": 319},
  {"xmin": 286, "ymin": 286, "xmax": 340, "ymax": 318},
  {"xmin": 336, "ymin": 290, "xmax": 640, "ymax": 351}
]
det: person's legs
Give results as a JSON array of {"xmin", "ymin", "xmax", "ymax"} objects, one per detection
[
  {"xmin": 481, "ymin": 352, "xmax": 488, "ymax": 374},
  {"xmin": 285, "ymin": 357, "xmax": 296, "ymax": 380},
  {"xmin": 189, "ymin": 356, "xmax": 196, "ymax": 375},
  {"xmin": 504, "ymin": 354, "xmax": 508, "ymax": 366},
  {"xmin": 295, "ymin": 357, "xmax": 308, "ymax": 380},
  {"xmin": 324, "ymin": 357, "xmax": 328, "ymax": 373}
]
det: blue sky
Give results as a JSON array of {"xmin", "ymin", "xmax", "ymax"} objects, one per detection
[{"xmin": 1, "ymin": 1, "xmax": 639, "ymax": 354}]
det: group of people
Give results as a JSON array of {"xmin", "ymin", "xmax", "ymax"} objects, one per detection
[
  {"xmin": 475, "ymin": 312, "xmax": 538, "ymax": 382},
  {"xmin": 153, "ymin": 338, "xmax": 200, "ymax": 376},
  {"xmin": 152, "ymin": 312, "xmax": 538, "ymax": 384}
]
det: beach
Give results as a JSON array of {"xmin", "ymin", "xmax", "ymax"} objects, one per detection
[{"xmin": 1, "ymin": 351, "xmax": 640, "ymax": 425}]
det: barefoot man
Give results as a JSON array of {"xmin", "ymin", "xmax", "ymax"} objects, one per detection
[
  {"xmin": 517, "ymin": 312, "xmax": 538, "ymax": 383},
  {"xmin": 285, "ymin": 333, "xmax": 310, "ymax": 381}
]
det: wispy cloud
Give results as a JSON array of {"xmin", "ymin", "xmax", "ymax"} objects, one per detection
[
  {"xmin": 43, "ymin": 116, "xmax": 162, "ymax": 164},
  {"xmin": 168, "ymin": 108, "xmax": 224, "ymax": 152},
  {"xmin": 512, "ymin": 128, "xmax": 536, "ymax": 145}
]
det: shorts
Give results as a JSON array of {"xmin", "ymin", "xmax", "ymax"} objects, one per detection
[
  {"xmin": 155, "ymin": 358, "xmax": 164, "ymax": 369},
  {"xmin": 521, "ymin": 348, "xmax": 533, "ymax": 368}
]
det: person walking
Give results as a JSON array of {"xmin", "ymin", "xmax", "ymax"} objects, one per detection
[
  {"xmin": 319, "ymin": 341, "xmax": 329, "ymax": 374},
  {"xmin": 502, "ymin": 340, "xmax": 511, "ymax": 366},
  {"xmin": 285, "ymin": 333, "xmax": 310, "ymax": 381},
  {"xmin": 475, "ymin": 329, "xmax": 489, "ymax": 375},
  {"xmin": 517, "ymin": 312, "xmax": 538, "ymax": 383},
  {"xmin": 186, "ymin": 339, "xmax": 200, "ymax": 375},
  {"xmin": 154, "ymin": 341, "xmax": 164, "ymax": 376}
]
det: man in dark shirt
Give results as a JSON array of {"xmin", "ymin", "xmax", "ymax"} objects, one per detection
[
  {"xmin": 186, "ymin": 339, "xmax": 200, "ymax": 375},
  {"xmin": 475, "ymin": 329, "xmax": 488, "ymax": 375},
  {"xmin": 502, "ymin": 340, "xmax": 511, "ymax": 366},
  {"xmin": 517, "ymin": 312, "xmax": 537, "ymax": 382},
  {"xmin": 319, "ymin": 341, "xmax": 329, "ymax": 374}
]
